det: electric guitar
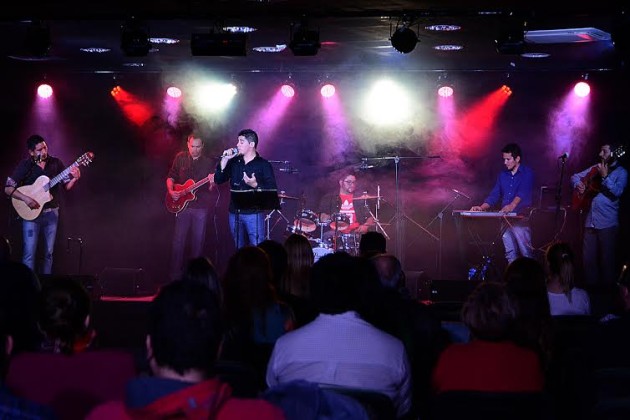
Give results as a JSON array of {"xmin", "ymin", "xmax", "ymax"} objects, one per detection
[
  {"xmin": 571, "ymin": 145, "xmax": 626, "ymax": 212},
  {"xmin": 165, "ymin": 174, "xmax": 215, "ymax": 214},
  {"xmin": 12, "ymin": 152, "xmax": 95, "ymax": 221}
]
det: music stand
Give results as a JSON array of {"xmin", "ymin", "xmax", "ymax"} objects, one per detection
[
  {"xmin": 360, "ymin": 155, "xmax": 440, "ymax": 269},
  {"xmin": 231, "ymin": 189, "xmax": 280, "ymax": 246}
]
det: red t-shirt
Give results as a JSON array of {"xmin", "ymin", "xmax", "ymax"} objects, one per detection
[{"xmin": 432, "ymin": 340, "xmax": 544, "ymax": 393}]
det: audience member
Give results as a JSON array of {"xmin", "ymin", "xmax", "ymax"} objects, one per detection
[
  {"xmin": 280, "ymin": 234, "xmax": 318, "ymax": 327},
  {"xmin": 86, "ymin": 280, "xmax": 284, "ymax": 419},
  {"xmin": 0, "ymin": 311, "xmax": 55, "ymax": 419},
  {"xmin": 0, "ymin": 261, "xmax": 42, "ymax": 354},
  {"xmin": 359, "ymin": 231, "xmax": 387, "ymax": 258},
  {"xmin": 504, "ymin": 257, "xmax": 554, "ymax": 367},
  {"xmin": 432, "ymin": 281, "xmax": 544, "ymax": 393},
  {"xmin": 6, "ymin": 275, "xmax": 137, "ymax": 420},
  {"xmin": 181, "ymin": 256, "xmax": 222, "ymax": 301},
  {"xmin": 266, "ymin": 252, "xmax": 413, "ymax": 418},
  {"xmin": 369, "ymin": 254, "xmax": 449, "ymax": 419},
  {"xmin": 545, "ymin": 242, "xmax": 591, "ymax": 316},
  {"xmin": 219, "ymin": 246, "xmax": 295, "ymax": 390}
]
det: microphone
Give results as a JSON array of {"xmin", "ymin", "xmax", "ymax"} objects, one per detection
[
  {"xmin": 33, "ymin": 153, "xmax": 42, "ymax": 163},
  {"xmin": 219, "ymin": 148, "xmax": 238, "ymax": 158},
  {"xmin": 558, "ymin": 152, "xmax": 569, "ymax": 160},
  {"xmin": 452, "ymin": 188, "xmax": 471, "ymax": 200}
]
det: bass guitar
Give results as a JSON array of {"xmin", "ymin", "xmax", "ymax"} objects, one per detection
[
  {"xmin": 12, "ymin": 152, "xmax": 95, "ymax": 221},
  {"xmin": 165, "ymin": 174, "xmax": 215, "ymax": 214}
]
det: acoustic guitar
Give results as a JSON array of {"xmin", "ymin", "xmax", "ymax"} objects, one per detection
[
  {"xmin": 165, "ymin": 174, "xmax": 215, "ymax": 214},
  {"xmin": 12, "ymin": 152, "xmax": 95, "ymax": 221},
  {"xmin": 571, "ymin": 145, "xmax": 626, "ymax": 212}
]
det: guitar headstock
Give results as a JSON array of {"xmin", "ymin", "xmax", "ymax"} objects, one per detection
[
  {"xmin": 77, "ymin": 152, "xmax": 95, "ymax": 167},
  {"xmin": 613, "ymin": 145, "xmax": 626, "ymax": 160}
]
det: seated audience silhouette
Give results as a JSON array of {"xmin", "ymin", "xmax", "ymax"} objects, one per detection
[
  {"xmin": 432, "ymin": 281, "xmax": 544, "ymax": 393},
  {"xmin": 6, "ymin": 276, "xmax": 137, "ymax": 420},
  {"xmin": 86, "ymin": 280, "xmax": 284, "ymax": 419},
  {"xmin": 545, "ymin": 242, "xmax": 591, "ymax": 316},
  {"xmin": 266, "ymin": 252, "xmax": 412, "ymax": 418}
]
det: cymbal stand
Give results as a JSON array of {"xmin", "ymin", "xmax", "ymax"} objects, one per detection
[
  {"xmin": 265, "ymin": 194, "xmax": 291, "ymax": 240},
  {"xmin": 425, "ymin": 191, "xmax": 467, "ymax": 281},
  {"xmin": 363, "ymin": 192, "xmax": 390, "ymax": 240},
  {"xmin": 361, "ymin": 155, "xmax": 440, "ymax": 269}
]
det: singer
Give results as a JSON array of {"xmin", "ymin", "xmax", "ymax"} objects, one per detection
[
  {"xmin": 469, "ymin": 142, "xmax": 534, "ymax": 264},
  {"xmin": 4, "ymin": 134, "xmax": 81, "ymax": 274},
  {"xmin": 165, "ymin": 133, "xmax": 215, "ymax": 281},
  {"xmin": 214, "ymin": 128, "xmax": 279, "ymax": 249}
]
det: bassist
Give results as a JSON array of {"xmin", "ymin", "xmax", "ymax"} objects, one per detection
[
  {"xmin": 4, "ymin": 134, "xmax": 81, "ymax": 274},
  {"xmin": 571, "ymin": 143, "xmax": 628, "ymax": 286},
  {"xmin": 166, "ymin": 133, "xmax": 214, "ymax": 281}
]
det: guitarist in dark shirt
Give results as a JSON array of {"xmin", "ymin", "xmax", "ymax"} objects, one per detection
[
  {"xmin": 4, "ymin": 134, "xmax": 81, "ymax": 274},
  {"xmin": 570, "ymin": 143, "xmax": 627, "ymax": 286},
  {"xmin": 166, "ymin": 134, "xmax": 214, "ymax": 281}
]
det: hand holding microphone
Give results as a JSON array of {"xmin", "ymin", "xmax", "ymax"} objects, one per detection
[{"xmin": 219, "ymin": 147, "xmax": 238, "ymax": 159}]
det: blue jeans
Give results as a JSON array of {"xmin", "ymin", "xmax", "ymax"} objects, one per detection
[
  {"xmin": 229, "ymin": 212, "xmax": 265, "ymax": 249},
  {"xmin": 583, "ymin": 226, "xmax": 618, "ymax": 285},
  {"xmin": 170, "ymin": 207, "xmax": 208, "ymax": 280},
  {"xmin": 502, "ymin": 224, "xmax": 533, "ymax": 264},
  {"xmin": 22, "ymin": 208, "xmax": 59, "ymax": 274}
]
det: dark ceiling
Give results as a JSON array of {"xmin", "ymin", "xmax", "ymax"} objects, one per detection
[{"xmin": 0, "ymin": 1, "xmax": 627, "ymax": 76}]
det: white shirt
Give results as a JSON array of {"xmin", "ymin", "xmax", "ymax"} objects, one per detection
[
  {"xmin": 266, "ymin": 311, "xmax": 412, "ymax": 417},
  {"xmin": 548, "ymin": 288, "xmax": 591, "ymax": 316}
]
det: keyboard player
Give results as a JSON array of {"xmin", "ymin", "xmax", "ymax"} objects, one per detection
[{"xmin": 470, "ymin": 142, "xmax": 535, "ymax": 263}]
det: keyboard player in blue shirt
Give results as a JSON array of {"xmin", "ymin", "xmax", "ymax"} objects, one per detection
[{"xmin": 470, "ymin": 143, "xmax": 535, "ymax": 263}]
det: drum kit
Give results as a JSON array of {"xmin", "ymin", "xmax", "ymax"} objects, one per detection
[{"xmin": 277, "ymin": 191, "xmax": 384, "ymax": 261}]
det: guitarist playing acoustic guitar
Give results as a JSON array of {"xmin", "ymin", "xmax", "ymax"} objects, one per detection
[
  {"xmin": 166, "ymin": 133, "xmax": 215, "ymax": 281},
  {"xmin": 570, "ymin": 143, "xmax": 628, "ymax": 286},
  {"xmin": 4, "ymin": 134, "xmax": 83, "ymax": 274}
]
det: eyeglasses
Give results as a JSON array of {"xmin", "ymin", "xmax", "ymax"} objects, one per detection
[{"xmin": 343, "ymin": 180, "xmax": 356, "ymax": 184}]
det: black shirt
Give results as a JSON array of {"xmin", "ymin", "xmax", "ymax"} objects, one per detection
[
  {"xmin": 7, "ymin": 156, "xmax": 68, "ymax": 210},
  {"xmin": 167, "ymin": 152, "xmax": 214, "ymax": 209}
]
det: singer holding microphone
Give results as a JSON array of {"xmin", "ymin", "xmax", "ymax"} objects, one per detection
[
  {"xmin": 469, "ymin": 142, "xmax": 534, "ymax": 264},
  {"xmin": 214, "ymin": 128, "xmax": 279, "ymax": 249},
  {"xmin": 4, "ymin": 134, "xmax": 81, "ymax": 274}
]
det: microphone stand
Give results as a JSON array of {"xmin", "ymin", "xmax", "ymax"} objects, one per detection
[
  {"xmin": 360, "ymin": 155, "xmax": 440, "ymax": 270},
  {"xmin": 425, "ymin": 191, "xmax": 466, "ymax": 281},
  {"xmin": 265, "ymin": 194, "xmax": 291, "ymax": 240},
  {"xmin": 555, "ymin": 155, "xmax": 568, "ymax": 230}
]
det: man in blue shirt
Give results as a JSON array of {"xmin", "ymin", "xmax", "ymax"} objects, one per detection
[
  {"xmin": 470, "ymin": 143, "xmax": 535, "ymax": 264},
  {"xmin": 215, "ymin": 129, "xmax": 279, "ymax": 249},
  {"xmin": 571, "ymin": 143, "xmax": 628, "ymax": 286}
]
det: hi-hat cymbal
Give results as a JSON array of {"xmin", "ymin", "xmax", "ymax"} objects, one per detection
[
  {"xmin": 354, "ymin": 194, "xmax": 382, "ymax": 200},
  {"xmin": 278, "ymin": 193, "xmax": 299, "ymax": 200}
]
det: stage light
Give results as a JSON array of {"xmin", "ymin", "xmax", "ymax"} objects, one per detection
[
  {"xmin": 320, "ymin": 83, "xmax": 336, "ymax": 98},
  {"xmin": 437, "ymin": 86, "xmax": 453, "ymax": 98},
  {"xmin": 289, "ymin": 19, "xmax": 320, "ymax": 56},
  {"xmin": 37, "ymin": 83, "xmax": 53, "ymax": 98},
  {"xmin": 574, "ymin": 81, "xmax": 590, "ymax": 97},
  {"xmin": 25, "ymin": 21, "xmax": 51, "ymax": 57},
  {"xmin": 391, "ymin": 27, "xmax": 418, "ymax": 54},
  {"xmin": 437, "ymin": 73, "xmax": 453, "ymax": 97},
  {"xmin": 280, "ymin": 84, "xmax": 295, "ymax": 98},
  {"xmin": 501, "ymin": 85, "xmax": 513, "ymax": 96},
  {"xmin": 110, "ymin": 85, "xmax": 122, "ymax": 97},
  {"xmin": 166, "ymin": 86, "xmax": 182, "ymax": 98},
  {"xmin": 121, "ymin": 18, "xmax": 151, "ymax": 56}
]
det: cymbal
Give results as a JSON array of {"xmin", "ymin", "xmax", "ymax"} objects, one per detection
[
  {"xmin": 354, "ymin": 194, "xmax": 382, "ymax": 200},
  {"xmin": 278, "ymin": 193, "xmax": 299, "ymax": 200}
]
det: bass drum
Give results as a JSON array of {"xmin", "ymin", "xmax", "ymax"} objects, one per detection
[{"xmin": 312, "ymin": 245, "xmax": 334, "ymax": 263}]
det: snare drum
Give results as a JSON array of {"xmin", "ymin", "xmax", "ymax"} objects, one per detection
[{"xmin": 292, "ymin": 210, "xmax": 319, "ymax": 234}]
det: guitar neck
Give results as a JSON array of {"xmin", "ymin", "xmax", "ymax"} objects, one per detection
[
  {"xmin": 185, "ymin": 177, "xmax": 211, "ymax": 193},
  {"xmin": 46, "ymin": 162, "xmax": 79, "ymax": 191}
]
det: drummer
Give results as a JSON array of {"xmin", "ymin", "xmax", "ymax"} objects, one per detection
[{"xmin": 317, "ymin": 172, "xmax": 375, "ymax": 243}]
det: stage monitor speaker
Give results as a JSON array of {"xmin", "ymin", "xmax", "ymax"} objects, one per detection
[
  {"xmin": 98, "ymin": 267, "xmax": 152, "ymax": 297},
  {"xmin": 405, "ymin": 270, "xmax": 431, "ymax": 300}
]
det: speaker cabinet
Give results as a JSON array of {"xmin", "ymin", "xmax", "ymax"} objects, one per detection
[{"xmin": 98, "ymin": 267, "xmax": 152, "ymax": 297}]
